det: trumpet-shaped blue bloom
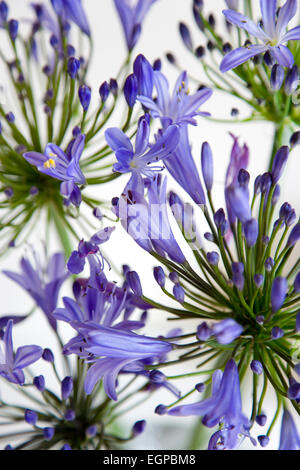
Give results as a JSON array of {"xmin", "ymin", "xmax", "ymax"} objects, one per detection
[
  {"xmin": 3, "ymin": 251, "xmax": 69, "ymax": 331},
  {"xmin": 0, "ymin": 320, "xmax": 43, "ymax": 385},
  {"xmin": 23, "ymin": 134, "xmax": 86, "ymax": 206},
  {"xmin": 114, "ymin": 175, "xmax": 186, "ymax": 264},
  {"xmin": 114, "ymin": 0, "xmax": 157, "ymax": 50},
  {"xmin": 279, "ymin": 409, "xmax": 300, "ymax": 450},
  {"xmin": 169, "ymin": 359, "xmax": 252, "ymax": 450},
  {"xmin": 220, "ymin": 0, "xmax": 300, "ymax": 72},
  {"xmin": 50, "ymin": 0, "xmax": 91, "ymax": 36},
  {"xmin": 105, "ymin": 116, "xmax": 180, "ymax": 179}
]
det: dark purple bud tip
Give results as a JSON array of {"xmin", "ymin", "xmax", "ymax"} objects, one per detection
[
  {"xmin": 60, "ymin": 443, "xmax": 72, "ymax": 450},
  {"xmin": 271, "ymin": 146, "xmax": 289, "ymax": 184},
  {"xmin": 265, "ymin": 257, "xmax": 274, "ymax": 272},
  {"xmin": 155, "ymin": 404, "xmax": 168, "ymax": 415},
  {"xmin": 132, "ymin": 420, "xmax": 146, "ymax": 437},
  {"xmin": 42, "ymin": 348, "xmax": 54, "ymax": 362},
  {"xmin": 195, "ymin": 382, "xmax": 205, "ymax": 393},
  {"xmin": 99, "ymin": 81, "xmax": 110, "ymax": 102},
  {"xmin": 126, "ymin": 270, "xmax": 143, "ymax": 297},
  {"xmin": 271, "ymin": 326, "xmax": 284, "ymax": 340},
  {"xmin": 67, "ymin": 57, "xmax": 80, "ymax": 79},
  {"xmin": 61, "ymin": 376, "xmax": 73, "ymax": 400},
  {"xmin": 166, "ymin": 52, "xmax": 176, "ymax": 64},
  {"xmin": 179, "ymin": 22, "xmax": 193, "ymax": 51},
  {"xmin": 255, "ymin": 414, "xmax": 267, "ymax": 427},
  {"xmin": 8, "ymin": 19, "xmax": 18, "ymax": 41},
  {"xmin": 254, "ymin": 274, "xmax": 264, "ymax": 288},
  {"xmin": 33, "ymin": 375, "xmax": 45, "ymax": 392},
  {"xmin": 4, "ymin": 445, "xmax": 13, "ymax": 450},
  {"xmin": 256, "ymin": 315, "xmax": 265, "ymax": 325},
  {"xmin": 5, "ymin": 112, "xmax": 15, "ymax": 123},
  {"xmin": 173, "ymin": 283, "xmax": 185, "ymax": 303},
  {"xmin": 270, "ymin": 64, "xmax": 284, "ymax": 91},
  {"xmin": 258, "ymin": 435, "xmax": 269, "ymax": 447},
  {"xmin": 43, "ymin": 427, "xmax": 55, "ymax": 441},
  {"xmin": 290, "ymin": 131, "xmax": 300, "ymax": 149},
  {"xmin": 124, "ymin": 73, "xmax": 138, "ymax": 108},
  {"xmin": 169, "ymin": 271, "xmax": 179, "ymax": 284},
  {"xmin": 250, "ymin": 360, "xmax": 263, "ymax": 375},
  {"xmin": 25, "ymin": 409, "xmax": 38, "ymax": 426},
  {"xmin": 153, "ymin": 266, "xmax": 165, "ymax": 287},
  {"xmin": 296, "ymin": 312, "xmax": 300, "ymax": 332}
]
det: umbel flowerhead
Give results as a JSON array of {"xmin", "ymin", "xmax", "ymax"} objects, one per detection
[{"xmin": 114, "ymin": 131, "xmax": 300, "ymax": 449}]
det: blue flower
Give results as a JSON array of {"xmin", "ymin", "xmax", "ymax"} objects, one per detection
[
  {"xmin": 0, "ymin": 320, "xmax": 43, "ymax": 385},
  {"xmin": 114, "ymin": 0, "xmax": 157, "ymax": 50},
  {"xmin": 168, "ymin": 359, "xmax": 252, "ymax": 450},
  {"xmin": 220, "ymin": 0, "xmax": 300, "ymax": 72},
  {"xmin": 115, "ymin": 174, "xmax": 186, "ymax": 264},
  {"xmin": 105, "ymin": 116, "xmax": 180, "ymax": 179},
  {"xmin": 279, "ymin": 409, "xmax": 300, "ymax": 450},
  {"xmin": 23, "ymin": 134, "xmax": 86, "ymax": 206},
  {"xmin": 3, "ymin": 252, "xmax": 69, "ymax": 331},
  {"xmin": 50, "ymin": 0, "xmax": 91, "ymax": 36}
]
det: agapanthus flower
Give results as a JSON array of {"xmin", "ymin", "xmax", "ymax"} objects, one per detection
[
  {"xmin": 3, "ymin": 251, "xmax": 69, "ymax": 330},
  {"xmin": 279, "ymin": 409, "xmax": 300, "ymax": 450},
  {"xmin": 23, "ymin": 134, "xmax": 86, "ymax": 207},
  {"xmin": 114, "ymin": 0, "xmax": 157, "ymax": 50},
  {"xmin": 169, "ymin": 360, "xmax": 252, "ymax": 450},
  {"xmin": 220, "ymin": 0, "xmax": 300, "ymax": 72},
  {"xmin": 114, "ymin": 174, "xmax": 186, "ymax": 264},
  {"xmin": 105, "ymin": 115, "xmax": 180, "ymax": 180},
  {"xmin": 50, "ymin": 0, "xmax": 91, "ymax": 36},
  {"xmin": 0, "ymin": 320, "xmax": 42, "ymax": 385}
]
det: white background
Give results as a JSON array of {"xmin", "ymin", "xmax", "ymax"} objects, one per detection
[{"xmin": 0, "ymin": 0, "xmax": 300, "ymax": 450}]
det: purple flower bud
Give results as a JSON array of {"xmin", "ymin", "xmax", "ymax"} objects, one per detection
[
  {"xmin": 30, "ymin": 186, "xmax": 39, "ymax": 196},
  {"xmin": 50, "ymin": 34, "xmax": 59, "ymax": 49},
  {"xmin": 264, "ymin": 50, "xmax": 274, "ymax": 67},
  {"xmin": 201, "ymin": 142, "xmax": 213, "ymax": 192},
  {"xmin": 290, "ymin": 131, "xmax": 300, "ymax": 148},
  {"xmin": 293, "ymin": 314, "xmax": 300, "ymax": 336},
  {"xmin": 86, "ymin": 425, "xmax": 97, "ymax": 437},
  {"xmin": 0, "ymin": 1, "xmax": 8, "ymax": 22},
  {"xmin": 78, "ymin": 84, "xmax": 91, "ymax": 111},
  {"xmin": 225, "ymin": 185, "xmax": 251, "ymax": 223},
  {"xmin": 153, "ymin": 266, "xmax": 165, "ymax": 288},
  {"xmin": 126, "ymin": 271, "xmax": 143, "ymax": 297},
  {"xmin": 285, "ymin": 66, "xmax": 299, "ymax": 95},
  {"xmin": 204, "ymin": 232, "xmax": 214, "ymax": 242},
  {"xmin": 271, "ymin": 146, "xmax": 289, "ymax": 184},
  {"xmin": 33, "ymin": 375, "xmax": 45, "ymax": 392},
  {"xmin": 243, "ymin": 218, "xmax": 258, "ymax": 247},
  {"xmin": 169, "ymin": 272, "xmax": 180, "ymax": 284},
  {"xmin": 271, "ymin": 184, "xmax": 280, "ymax": 206},
  {"xmin": 4, "ymin": 445, "xmax": 13, "ymax": 450},
  {"xmin": 67, "ymin": 57, "xmax": 80, "ymax": 79},
  {"xmin": 258, "ymin": 435, "xmax": 269, "ymax": 447},
  {"xmin": 61, "ymin": 376, "xmax": 73, "ymax": 400},
  {"xmin": 287, "ymin": 382, "xmax": 300, "ymax": 400},
  {"xmin": 99, "ymin": 81, "xmax": 110, "ymax": 102},
  {"xmin": 25, "ymin": 409, "xmax": 38, "ymax": 425},
  {"xmin": 6, "ymin": 112, "xmax": 15, "ymax": 123},
  {"xmin": 232, "ymin": 262, "xmax": 244, "ymax": 274},
  {"xmin": 254, "ymin": 175, "xmax": 262, "ymax": 195},
  {"xmin": 179, "ymin": 23, "xmax": 193, "ymax": 50},
  {"xmin": 42, "ymin": 348, "xmax": 54, "ymax": 362},
  {"xmin": 149, "ymin": 370, "xmax": 165, "ymax": 384},
  {"xmin": 4, "ymin": 187, "xmax": 13, "ymax": 198},
  {"xmin": 166, "ymin": 52, "xmax": 176, "ymax": 64},
  {"xmin": 250, "ymin": 360, "xmax": 263, "ymax": 375},
  {"xmin": 173, "ymin": 283, "xmax": 185, "ymax": 303},
  {"xmin": 238, "ymin": 169, "xmax": 250, "ymax": 187},
  {"xmin": 271, "ymin": 277, "xmax": 287, "ymax": 312},
  {"xmin": 124, "ymin": 73, "xmax": 138, "ymax": 107},
  {"xmin": 254, "ymin": 274, "xmax": 264, "ymax": 288},
  {"xmin": 265, "ymin": 257, "xmax": 274, "ymax": 272},
  {"xmin": 206, "ymin": 251, "xmax": 219, "ymax": 266},
  {"xmin": 60, "ymin": 443, "xmax": 72, "ymax": 450},
  {"xmin": 214, "ymin": 209, "xmax": 228, "ymax": 235},
  {"xmin": 260, "ymin": 172, "xmax": 272, "ymax": 193},
  {"xmin": 8, "ymin": 19, "xmax": 18, "ymax": 41},
  {"xmin": 255, "ymin": 414, "xmax": 267, "ymax": 426},
  {"xmin": 197, "ymin": 322, "xmax": 213, "ymax": 341},
  {"xmin": 64, "ymin": 409, "xmax": 75, "ymax": 421},
  {"xmin": 109, "ymin": 78, "xmax": 118, "ymax": 96},
  {"xmin": 153, "ymin": 58, "xmax": 161, "ymax": 71},
  {"xmin": 43, "ymin": 427, "xmax": 55, "ymax": 441},
  {"xmin": 67, "ymin": 44, "xmax": 75, "ymax": 57},
  {"xmin": 155, "ymin": 404, "xmax": 167, "ymax": 415},
  {"xmin": 132, "ymin": 420, "xmax": 146, "ymax": 437},
  {"xmin": 271, "ymin": 326, "xmax": 284, "ymax": 340},
  {"xmin": 232, "ymin": 272, "xmax": 244, "ymax": 290},
  {"xmin": 286, "ymin": 223, "xmax": 300, "ymax": 247},
  {"xmin": 256, "ymin": 315, "xmax": 265, "ymax": 325},
  {"xmin": 270, "ymin": 64, "xmax": 284, "ymax": 91},
  {"xmin": 212, "ymin": 318, "xmax": 243, "ymax": 344},
  {"xmin": 195, "ymin": 382, "xmax": 205, "ymax": 393}
]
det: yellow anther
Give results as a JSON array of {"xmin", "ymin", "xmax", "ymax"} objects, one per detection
[{"xmin": 44, "ymin": 158, "xmax": 56, "ymax": 169}]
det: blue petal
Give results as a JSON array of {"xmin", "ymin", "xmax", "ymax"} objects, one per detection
[
  {"xmin": 220, "ymin": 45, "xmax": 267, "ymax": 72},
  {"xmin": 271, "ymin": 44, "xmax": 294, "ymax": 67},
  {"xmin": 281, "ymin": 25, "xmax": 300, "ymax": 42},
  {"xmin": 223, "ymin": 9, "xmax": 269, "ymax": 41},
  {"xmin": 14, "ymin": 345, "xmax": 43, "ymax": 369},
  {"xmin": 260, "ymin": 0, "xmax": 276, "ymax": 38},
  {"xmin": 105, "ymin": 127, "xmax": 133, "ymax": 152},
  {"xmin": 276, "ymin": 0, "xmax": 297, "ymax": 38}
]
